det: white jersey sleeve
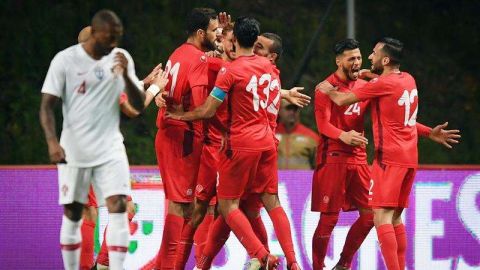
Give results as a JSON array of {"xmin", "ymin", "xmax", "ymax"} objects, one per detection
[{"xmin": 41, "ymin": 52, "xmax": 66, "ymax": 98}]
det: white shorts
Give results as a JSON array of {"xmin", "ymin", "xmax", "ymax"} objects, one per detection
[{"xmin": 57, "ymin": 151, "xmax": 130, "ymax": 205}]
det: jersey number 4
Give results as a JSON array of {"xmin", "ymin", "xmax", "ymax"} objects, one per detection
[{"xmin": 398, "ymin": 89, "xmax": 418, "ymax": 127}]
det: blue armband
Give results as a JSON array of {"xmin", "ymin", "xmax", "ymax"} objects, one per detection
[{"xmin": 210, "ymin": 87, "xmax": 227, "ymax": 101}]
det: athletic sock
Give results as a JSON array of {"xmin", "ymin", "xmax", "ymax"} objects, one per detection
[
  {"xmin": 106, "ymin": 212, "xmax": 129, "ymax": 270},
  {"xmin": 376, "ymin": 224, "xmax": 400, "ymax": 270},
  {"xmin": 312, "ymin": 212, "xmax": 339, "ymax": 269},
  {"xmin": 268, "ymin": 207, "xmax": 296, "ymax": 264},
  {"xmin": 197, "ymin": 216, "xmax": 231, "ymax": 269},
  {"xmin": 60, "ymin": 215, "xmax": 82, "ymax": 270},
  {"xmin": 337, "ymin": 213, "xmax": 374, "ymax": 267},
  {"xmin": 194, "ymin": 213, "xmax": 214, "ymax": 262},
  {"xmin": 175, "ymin": 220, "xmax": 196, "ymax": 269},
  {"xmin": 154, "ymin": 214, "xmax": 184, "ymax": 269},
  {"xmin": 394, "ymin": 224, "xmax": 407, "ymax": 270},
  {"xmin": 80, "ymin": 219, "xmax": 96, "ymax": 269}
]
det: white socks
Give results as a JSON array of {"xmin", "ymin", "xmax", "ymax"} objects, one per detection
[
  {"xmin": 106, "ymin": 212, "xmax": 129, "ymax": 270},
  {"xmin": 60, "ymin": 215, "xmax": 82, "ymax": 270}
]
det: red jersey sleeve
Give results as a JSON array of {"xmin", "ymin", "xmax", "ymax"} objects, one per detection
[
  {"xmin": 207, "ymin": 56, "xmax": 224, "ymax": 73},
  {"xmin": 416, "ymin": 122, "xmax": 432, "ymax": 137},
  {"xmin": 315, "ymin": 90, "xmax": 343, "ymax": 139},
  {"xmin": 214, "ymin": 66, "xmax": 235, "ymax": 93},
  {"xmin": 188, "ymin": 55, "xmax": 209, "ymax": 88},
  {"xmin": 351, "ymin": 77, "xmax": 393, "ymax": 101}
]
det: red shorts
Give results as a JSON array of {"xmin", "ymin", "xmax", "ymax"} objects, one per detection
[
  {"xmin": 217, "ymin": 148, "xmax": 277, "ymax": 200},
  {"xmin": 155, "ymin": 126, "xmax": 202, "ymax": 203},
  {"xmin": 86, "ymin": 185, "xmax": 98, "ymax": 208},
  {"xmin": 369, "ymin": 161, "xmax": 417, "ymax": 208},
  {"xmin": 196, "ymin": 144, "xmax": 220, "ymax": 205},
  {"xmin": 311, "ymin": 163, "xmax": 370, "ymax": 213}
]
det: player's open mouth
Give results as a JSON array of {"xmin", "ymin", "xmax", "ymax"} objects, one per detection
[{"xmin": 351, "ymin": 68, "xmax": 360, "ymax": 77}]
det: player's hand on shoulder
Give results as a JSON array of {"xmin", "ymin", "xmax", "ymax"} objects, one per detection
[
  {"xmin": 339, "ymin": 130, "xmax": 368, "ymax": 147},
  {"xmin": 429, "ymin": 122, "xmax": 461, "ymax": 149},
  {"xmin": 47, "ymin": 139, "xmax": 66, "ymax": 164},
  {"xmin": 315, "ymin": 80, "xmax": 337, "ymax": 94}
]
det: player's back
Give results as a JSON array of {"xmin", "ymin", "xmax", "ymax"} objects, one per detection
[
  {"xmin": 156, "ymin": 43, "xmax": 208, "ymax": 131},
  {"xmin": 215, "ymin": 54, "xmax": 275, "ymax": 152},
  {"xmin": 370, "ymin": 72, "xmax": 419, "ymax": 167}
]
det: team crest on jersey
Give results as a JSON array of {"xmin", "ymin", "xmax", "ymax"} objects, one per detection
[
  {"xmin": 94, "ymin": 66, "xmax": 104, "ymax": 80},
  {"xmin": 220, "ymin": 67, "xmax": 227, "ymax": 74},
  {"xmin": 200, "ymin": 55, "xmax": 207, "ymax": 62}
]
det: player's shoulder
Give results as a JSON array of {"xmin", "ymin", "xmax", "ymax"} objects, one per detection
[
  {"xmin": 112, "ymin": 47, "xmax": 133, "ymax": 60},
  {"xmin": 55, "ymin": 44, "xmax": 80, "ymax": 59},
  {"xmin": 354, "ymin": 78, "xmax": 368, "ymax": 87}
]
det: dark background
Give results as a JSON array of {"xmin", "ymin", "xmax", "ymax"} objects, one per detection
[{"xmin": 1, "ymin": 0, "xmax": 478, "ymax": 165}]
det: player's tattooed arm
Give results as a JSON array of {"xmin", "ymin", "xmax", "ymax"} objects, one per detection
[
  {"xmin": 280, "ymin": 87, "xmax": 311, "ymax": 108},
  {"xmin": 419, "ymin": 122, "xmax": 461, "ymax": 149},
  {"xmin": 315, "ymin": 80, "xmax": 359, "ymax": 106},
  {"xmin": 40, "ymin": 93, "xmax": 66, "ymax": 164},
  {"xmin": 166, "ymin": 95, "xmax": 223, "ymax": 121}
]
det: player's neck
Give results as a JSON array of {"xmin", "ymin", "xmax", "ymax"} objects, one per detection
[
  {"xmin": 82, "ymin": 41, "xmax": 102, "ymax": 60},
  {"xmin": 381, "ymin": 66, "xmax": 401, "ymax": 76},
  {"xmin": 235, "ymin": 47, "xmax": 254, "ymax": 58},
  {"xmin": 334, "ymin": 69, "xmax": 349, "ymax": 82},
  {"xmin": 186, "ymin": 37, "xmax": 203, "ymax": 51}
]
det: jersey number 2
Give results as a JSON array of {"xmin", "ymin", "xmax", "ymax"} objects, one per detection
[{"xmin": 398, "ymin": 89, "xmax": 418, "ymax": 127}]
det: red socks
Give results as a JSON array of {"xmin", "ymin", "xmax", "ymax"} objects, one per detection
[
  {"xmin": 394, "ymin": 224, "xmax": 407, "ymax": 270},
  {"xmin": 268, "ymin": 207, "xmax": 296, "ymax": 265},
  {"xmin": 175, "ymin": 220, "xmax": 196, "ymax": 269},
  {"xmin": 376, "ymin": 224, "xmax": 400, "ymax": 270},
  {"xmin": 337, "ymin": 213, "xmax": 374, "ymax": 267},
  {"xmin": 154, "ymin": 214, "xmax": 184, "ymax": 269},
  {"xmin": 194, "ymin": 213, "xmax": 214, "ymax": 262},
  {"xmin": 225, "ymin": 209, "xmax": 268, "ymax": 260},
  {"xmin": 312, "ymin": 212, "xmax": 339, "ymax": 269},
  {"xmin": 249, "ymin": 215, "xmax": 269, "ymax": 252},
  {"xmin": 79, "ymin": 220, "xmax": 95, "ymax": 269},
  {"xmin": 197, "ymin": 216, "xmax": 231, "ymax": 269}
]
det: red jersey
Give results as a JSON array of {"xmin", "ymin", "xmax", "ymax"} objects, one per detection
[
  {"xmin": 266, "ymin": 65, "xmax": 281, "ymax": 132},
  {"xmin": 202, "ymin": 56, "xmax": 229, "ymax": 147},
  {"xmin": 215, "ymin": 54, "xmax": 275, "ymax": 152},
  {"xmin": 156, "ymin": 43, "xmax": 209, "ymax": 134},
  {"xmin": 352, "ymin": 72, "xmax": 419, "ymax": 167},
  {"xmin": 315, "ymin": 73, "xmax": 369, "ymax": 164}
]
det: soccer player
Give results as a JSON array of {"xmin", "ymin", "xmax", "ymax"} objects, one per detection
[
  {"xmin": 153, "ymin": 7, "xmax": 218, "ymax": 270},
  {"xmin": 39, "ymin": 10, "xmax": 147, "ymax": 270},
  {"xmin": 167, "ymin": 17, "xmax": 301, "ymax": 270},
  {"xmin": 317, "ymin": 37, "xmax": 460, "ymax": 270},
  {"xmin": 312, "ymin": 38, "xmax": 371, "ymax": 270}
]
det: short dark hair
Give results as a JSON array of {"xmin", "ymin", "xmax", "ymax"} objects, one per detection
[
  {"xmin": 91, "ymin": 9, "xmax": 122, "ymax": 30},
  {"xmin": 261, "ymin": 32, "xmax": 283, "ymax": 60},
  {"xmin": 186, "ymin": 8, "xmax": 217, "ymax": 36},
  {"xmin": 233, "ymin": 16, "xmax": 260, "ymax": 48},
  {"xmin": 379, "ymin": 37, "xmax": 403, "ymax": 65},
  {"xmin": 333, "ymin": 38, "xmax": 360, "ymax": 56}
]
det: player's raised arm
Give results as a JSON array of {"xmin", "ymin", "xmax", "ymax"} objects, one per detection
[{"xmin": 113, "ymin": 52, "xmax": 145, "ymax": 111}]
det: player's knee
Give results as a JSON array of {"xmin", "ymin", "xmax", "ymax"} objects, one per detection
[
  {"xmin": 217, "ymin": 199, "xmax": 239, "ymax": 217},
  {"xmin": 261, "ymin": 193, "xmax": 281, "ymax": 212},
  {"xmin": 105, "ymin": 195, "xmax": 127, "ymax": 213},
  {"xmin": 64, "ymin": 202, "xmax": 84, "ymax": 221}
]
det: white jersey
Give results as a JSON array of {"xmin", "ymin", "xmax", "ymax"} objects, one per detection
[{"xmin": 41, "ymin": 44, "xmax": 140, "ymax": 167}]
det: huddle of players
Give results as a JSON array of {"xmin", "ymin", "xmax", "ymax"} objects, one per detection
[
  {"xmin": 40, "ymin": 6, "xmax": 460, "ymax": 270},
  {"xmin": 153, "ymin": 7, "xmax": 460, "ymax": 270}
]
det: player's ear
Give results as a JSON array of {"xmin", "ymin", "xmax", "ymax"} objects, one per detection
[
  {"xmin": 382, "ymin": 56, "xmax": 390, "ymax": 66},
  {"xmin": 270, "ymin": 52, "xmax": 278, "ymax": 62},
  {"xmin": 335, "ymin": 56, "xmax": 341, "ymax": 67},
  {"xmin": 196, "ymin": 28, "xmax": 205, "ymax": 38}
]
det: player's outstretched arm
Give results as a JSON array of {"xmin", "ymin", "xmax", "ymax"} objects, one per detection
[
  {"xmin": 166, "ymin": 92, "xmax": 224, "ymax": 121},
  {"xmin": 280, "ymin": 87, "xmax": 311, "ymax": 108},
  {"xmin": 422, "ymin": 122, "xmax": 461, "ymax": 149},
  {"xmin": 316, "ymin": 80, "xmax": 359, "ymax": 106},
  {"xmin": 142, "ymin": 63, "xmax": 163, "ymax": 90},
  {"xmin": 39, "ymin": 93, "xmax": 66, "ymax": 164}
]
